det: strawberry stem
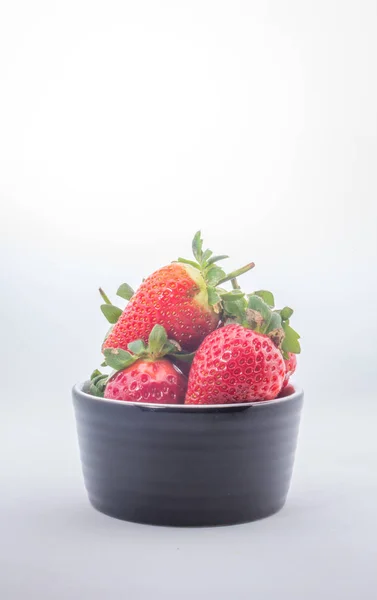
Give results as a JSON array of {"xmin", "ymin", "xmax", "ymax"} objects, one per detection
[
  {"xmin": 231, "ymin": 278, "xmax": 240, "ymax": 290},
  {"xmin": 218, "ymin": 262, "xmax": 255, "ymax": 285}
]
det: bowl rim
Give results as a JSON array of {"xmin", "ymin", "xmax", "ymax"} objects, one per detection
[{"xmin": 73, "ymin": 381, "xmax": 303, "ymax": 410}]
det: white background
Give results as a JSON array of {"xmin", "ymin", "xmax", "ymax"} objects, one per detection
[
  {"xmin": 1, "ymin": 0, "xmax": 376, "ymax": 399},
  {"xmin": 1, "ymin": 1, "xmax": 376, "ymax": 598}
]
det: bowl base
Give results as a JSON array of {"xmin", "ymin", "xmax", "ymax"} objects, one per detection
[{"xmin": 88, "ymin": 496, "xmax": 287, "ymax": 527}]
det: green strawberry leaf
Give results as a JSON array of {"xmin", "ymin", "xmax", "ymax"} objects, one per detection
[
  {"xmin": 89, "ymin": 373, "xmax": 108, "ymax": 397},
  {"xmin": 90, "ymin": 369, "xmax": 102, "ymax": 380},
  {"xmin": 266, "ymin": 311, "xmax": 282, "ymax": 333},
  {"xmin": 218, "ymin": 262, "xmax": 255, "ymax": 285},
  {"xmin": 103, "ymin": 348, "xmax": 136, "ymax": 370},
  {"xmin": 116, "ymin": 283, "xmax": 134, "ymax": 301},
  {"xmin": 163, "ymin": 340, "xmax": 182, "ymax": 355},
  {"xmin": 169, "ymin": 351, "xmax": 195, "ymax": 363},
  {"xmin": 202, "ymin": 248, "xmax": 213, "ymax": 264},
  {"xmin": 219, "ymin": 289, "xmax": 245, "ymax": 300},
  {"xmin": 91, "ymin": 373, "xmax": 107, "ymax": 386},
  {"xmin": 177, "ymin": 258, "xmax": 200, "ymax": 269},
  {"xmin": 207, "ymin": 286, "xmax": 221, "ymax": 306},
  {"xmin": 282, "ymin": 322, "xmax": 301, "ymax": 354},
  {"xmin": 100, "ymin": 360, "xmax": 107, "ymax": 367},
  {"xmin": 252, "ymin": 290, "xmax": 275, "ymax": 308},
  {"xmin": 223, "ymin": 298, "xmax": 247, "ymax": 320},
  {"xmin": 89, "ymin": 383, "xmax": 104, "ymax": 397},
  {"xmin": 148, "ymin": 324, "xmax": 168, "ymax": 356},
  {"xmin": 206, "ymin": 254, "xmax": 229, "ymax": 266},
  {"xmin": 99, "ymin": 287, "xmax": 112, "ymax": 304},
  {"xmin": 266, "ymin": 311, "xmax": 285, "ymax": 349},
  {"xmin": 100, "ymin": 304, "xmax": 123, "ymax": 324},
  {"xmin": 205, "ymin": 265, "xmax": 226, "ymax": 286},
  {"xmin": 192, "ymin": 231, "xmax": 203, "ymax": 263},
  {"xmin": 247, "ymin": 295, "xmax": 272, "ymax": 331},
  {"xmin": 279, "ymin": 306, "xmax": 294, "ymax": 321},
  {"xmin": 127, "ymin": 339, "xmax": 147, "ymax": 355}
]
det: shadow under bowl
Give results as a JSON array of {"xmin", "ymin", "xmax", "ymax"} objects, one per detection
[{"xmin": 72, "ymin": 382, "xmax": 304, "ymax": 527}]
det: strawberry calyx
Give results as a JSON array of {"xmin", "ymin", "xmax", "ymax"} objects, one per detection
[
  {"xmin": 89, "ymin": 325, "xmax": 194, "ymax": 397},
  {"xmin": 105, "ymin": 324, "xmax": 195, "ymax": 367},
  {"xmin": 223, "ymin": 290, "xmax": 301, "ymax": 359},
  {"xmin": 98, "ymin": 232, "xmax": 254, "ymax": 326},
  {"xmin": 89, "ymin": 370, "xmax": 108, "ymax": 397},
  {"xmin": 176, "ymin": 231, "xmax": 255, "ymax": 312},
  {"xmin": 99, "ymin": 283, "xmax": 135, "ymax": 324}
]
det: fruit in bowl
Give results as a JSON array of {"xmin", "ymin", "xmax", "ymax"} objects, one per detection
[
  {"xmin": 73, "ymin": 231, "xmax": 303, "ymax": 526},
  {"xmin": 90, "ymin": 232, "xmax": 300, "ymax": 404}
]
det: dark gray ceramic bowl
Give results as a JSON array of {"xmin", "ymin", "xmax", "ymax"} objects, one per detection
[{"xmin": 72, "ymin": 382, "xmax": 304, "ymax": 527}]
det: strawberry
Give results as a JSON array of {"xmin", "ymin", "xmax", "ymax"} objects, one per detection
[
  {"xmin": 222, "ymin": 290, "xmax": 301, "ymax": 371},
  {"xmin": 90, "ymin": 325, "xmax": 189, "ymax": 404},
  {"xmin": 185, "ymin": 324, "xmax": 286, "ymax": 404},
  {"xmin": 283, "ymin": 352, "xmax": 297, "ymax": 388},
  {"xmin": 105, "ymin": 359, "xmax": 186, "ymax": 404},
  {"xmin": 103, "ymin": 263, "xmax": 218, "ymax": 353},
  {"xmin": 101, "ymin": 232, "xmax": 254, "ymax": 353},
  {"xmin": 185, "ymin": 288, "xmax": 301, "ymax": 405},
  {"xmin": 278, "ymin": 383, "xmax": 296, "ymax": 398}
]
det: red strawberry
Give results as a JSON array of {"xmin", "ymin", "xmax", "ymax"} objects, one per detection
[
  {"xmin": 103, "ymin": 263, "xmax": 218, "ymax": 353},
  {"xmin": 185, "ymin": 324, "xmax": 286, "ymax": 404},
  {"xmin": 97, "ymin": 325, "xmax": 189, "ymax": 404},
  {"xmin": 278, "ymin": 383, "xmax": 296, "ymax": 398},
  {"xmin": 105, "ymin": 359, "xmax": 187, "ymax": 404},
  {"xmin": 226, "ymin": 291, "xmax": 300, "ymax": 393},
  {"xmin": 282, "ymin": 352, "xmax": 297, "ymax": 388},
  {"xmin": 102, "ymin": 232, "xmax": 254, "ymax": 353}
]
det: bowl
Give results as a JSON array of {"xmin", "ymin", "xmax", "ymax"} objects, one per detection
[{"xmin": 72, "ymin": 382, "xmax": 304, "ymax": 527}]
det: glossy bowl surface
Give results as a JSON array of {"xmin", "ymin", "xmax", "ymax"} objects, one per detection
[{"xmin": 73, "ymin": 382, "xmax": 304, "ymax": 526}]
